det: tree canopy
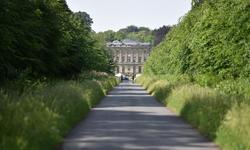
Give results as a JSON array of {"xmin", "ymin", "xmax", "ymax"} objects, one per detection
[
  {"xmin": 0, "ymin": 0, "xmax": 113, "ymax": 81},
  {"xmin": 144, "ymin": 0, "xmax": 250, "ymax": 80},
  {"xmin": 95, "ymin": 25, "xmax": 171, "ymax": 45}
]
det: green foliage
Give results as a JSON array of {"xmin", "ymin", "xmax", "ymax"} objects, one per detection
[
  {"xmin": 192, "ymin": 0, "xmax": 203, "ymax": 7},
  {"xmin": 152, "ymin": 26, "xmax": 172, "ymax": 46},
  {"xmin": 215, "ymin": 79, "xmax": 250, "ymax": 102},
  {"xmin": 137, "ymin": 75, "xmax": 250, "ymax": 150},
  {"xmin": 74, "ymin": 11, "xmax": 93, "ymax": 27},
  {"xmin": 0, "ymin": 1, "xmax": 113, "ymax": 81},
  {"xmin": 167, "ymin": 84, "xmax": 232, "ymax": 139},
  {"xmin": 94, "ymin": 25, "xmax": 172, "ymax": 47},
  {"xmin": 217, "ymin": 103, "xmax": 250, "ymax": 150},
  {"xmin": 0, "ymin": 74, "xmax": 118, "ymax": 150},
  {"xmin": 194, "ymin": 73, "xmax": 222, "ymax": 87},
  {"xmin": 144, "ymin": 0, "xmax": 250, "ymax": 80},
  {"xmin": 140, "ymin": 1, "xmax": 250, "ymax": 149},
  {"xmin": 136, "ymin": 75, "xmax": 190, "ymax": 104},
  {"xmin": 95, "ymin": 30, "xmax": 118, "ymax": 42}
]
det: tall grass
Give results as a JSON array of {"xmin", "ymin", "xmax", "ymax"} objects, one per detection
[
  {"xmin": 217, "ymin": 103, "xmax": 250, "ymax": 150},
  {"xmin": 167, "ymin": 84, "xmax": 233, "ymax": 139},
  {"xmin": 136, "ymin": 75, "xmax": 250, "ymax": 150},
  {"xmin": 0, "ymin": 75, "xmax": 118, "ymax": 150}
]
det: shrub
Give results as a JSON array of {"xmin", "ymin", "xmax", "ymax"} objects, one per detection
[
  {"xmin": 148, "ymin": 80, "xmax": 173, "ymax": 104},
  {"xmin": 144, "ymin": 0, "xmax": 250, "ymax": 80},
  {"xmin": 136, "ymin": 75, "xmax": 158, "ymax": 91},
  {"xmin": 215, "ymin": 79, "xmax": 250, "ymax": 102}
]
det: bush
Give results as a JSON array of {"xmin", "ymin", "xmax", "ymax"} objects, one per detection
[
  {"xmin": 215, "ymin": 79, "xmax": 250, "ymax": 102},
  {"xmin": 136, "ymin": 75, "xmax": 158, "ymax": 90},
  {"xmin": 144, "ymin": 0, "xmax": 250, "ymax": 80},
  {"xmin": 194, "ymin": 73, "xmax": 222, "ymax": 87},
  {"xmin": 0, "ymin": 75, "xmax": 118, "ymax": 150},
  {"xmin": 148, "ymin": 80, "xmax": 173, "ymax": 104}
]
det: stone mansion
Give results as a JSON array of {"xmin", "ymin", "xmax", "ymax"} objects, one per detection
[{"xmin": 107, "ymin": 39, "xmax": 152, "ymax": 76}]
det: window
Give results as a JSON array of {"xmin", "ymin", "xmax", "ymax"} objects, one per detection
[
  {"xmin": 127, "ymin": 57, "xmax": 131, "ymax": 62},
  {"xmin": 116, "ymin": 66, "xmax": 119, "ymax": 73},
  {"xmin": 122, "ymin": 56, "xmax": 125, "ymax": 62},
  {"xmin": 139, "ymin": 66, "xmax": 142, "ymax": 73},
  {"xmin": 138, "ymin": 57, "xmax": 142, "ymax": 63},
  {"xmin": 127, "ymin": 54, "xmax": 131, "ymax": 62},
  {"xmin": 128, "ymin": 66, "xmax": 130, "ymax": 72},
  {"xmin": 116, "ymin": 56, "xmax": 119, "ymax": 62},
  {"xmin": 133, "ymin": 56, "xmax": 136, "ymax": 62},
  {"xmin": 122, "ymin": 66, "xmax": 125, "ymax": 73}
]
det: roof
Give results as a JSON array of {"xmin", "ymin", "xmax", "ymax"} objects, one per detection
[
  {"xmin": 122, "ymin": 39, "xmax": 139, "ymax": 45},
  {"xmin": 107, "ymin": 39, "xmax": 151, "ymax": 47}
]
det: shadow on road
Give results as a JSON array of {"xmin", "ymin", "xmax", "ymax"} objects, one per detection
[{"xmin": 59, "ymin": 82, "xmax": 219, "ymax": 150}]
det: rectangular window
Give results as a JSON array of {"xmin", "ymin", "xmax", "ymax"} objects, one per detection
[
  {"xmin": 133, "ymin": 56, "xmax": 136, "ymax": 62},
  {"xmin": 117, "ymin": 66, "xmax": 119, "ymax": 73},
  {"xmin": 122, "ymin": 56, "xmax": 125, "ymax": 62},
  {"xmin": 127, "ymin": 54, "xmax": 131, "ymax": 62},
  {"xmin": 122, "ymin": 66, "xmax": 125, "ymax": 73},
  {"xmin": 116, "ymin": 56, "xmax": 119, "ymax": 62},
  {"xmin": 127, "ymin": 57, "xmax": 131, "ymax": 62},
  {"xmin": 138, "ymin": 57, "xmax": 142, "ymax": 63},
  {"xmin": 139, "ymin": 66, "xmax": 142, "ymax": 73}
]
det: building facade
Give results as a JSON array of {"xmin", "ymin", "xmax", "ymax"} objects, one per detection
[{"xmin": 107, "ymin": 39, "xmax": 152, "ymax": 76}]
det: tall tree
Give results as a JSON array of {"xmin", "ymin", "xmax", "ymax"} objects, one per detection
[
  {"xmin": 0, "ymin": 0, "xmax": 114, "ymax": 81},
  {"xmin": 74, "ymin": 11, "xmax": 93, "ymax": 28},
  {"xmin": 152, "ymin": 26, "xmax": 172, "ymax": 46},
  {"xmin": 192, "ymin": 0, "xmax": 203, "ymax": 7}
]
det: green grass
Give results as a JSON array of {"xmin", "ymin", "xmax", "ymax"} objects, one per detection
[
  {"xmin": 216, "ymin": 103, "xmax": 250, "ymax": 150},
  {"xmin": 137, "ymin": 74, "xmax": 250, "ymax": 150},
  {"xmin": 167, "ymin": 84, "xmax": 232, "ymax": 139},
  {"xmin": 0, "ymin": 74, "xmax": 118, "ymax": 150}
]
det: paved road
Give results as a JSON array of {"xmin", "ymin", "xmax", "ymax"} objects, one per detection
[{"xmin": 61, "ymin": 81, "xmax": 219, "ymax": 150}]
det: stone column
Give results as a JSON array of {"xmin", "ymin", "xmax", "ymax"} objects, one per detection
[
  {"xmin": 125, "ymin": 50, "xmax": 128, "ymax": 63},
  {"xmin": 132, "ymin": 50, "xmax": 134, "ymax": 74},
  {"xmin": 135, "ymin": 50, "xmax": 138, "ymax": 74},
  {"xmin": 119, "ymin": 49, "xmax": 122, "ymax": 63},
  {"xmin": 142, "ymin": 48, "xmax": 145, "ymax": 63}
]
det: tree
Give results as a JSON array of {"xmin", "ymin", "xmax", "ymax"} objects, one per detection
[
  {"xmin": 95, "ymin": 25, "xmax": 154, "ymax": 43},
  {"xmin": 152, "ymin": 26, "xmax": 172, "ymax": 46},
  {"xmin": 74, "ymin": 11, "xmax": 93, "ymax": 28},
  {"xmin": 144, "ymin": 0, "xmax": 250, "ymax": 79},
  {"xmin": 0, "ymin": 0, "xmax": 114, "ymax": 81},
  {"xmin": 119, "ymin": 25, "xmax": 139, "ymax": 33},
  {"xmin": 192, "ymin": 0, "xmax": 203, "ymax": 7}
]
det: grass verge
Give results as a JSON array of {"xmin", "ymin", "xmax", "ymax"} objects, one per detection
[
  {"xmin": 0, "ymin": 74, "xmax": 119, "ymax": 150},
  {"xmin": 136, "ymin": 75, "xmax": 250, "ymax": 150}
]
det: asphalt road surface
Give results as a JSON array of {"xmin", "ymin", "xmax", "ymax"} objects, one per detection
[{"xmin": 61, "ymin": 81, "xmax": 219, "ymax": 150}]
